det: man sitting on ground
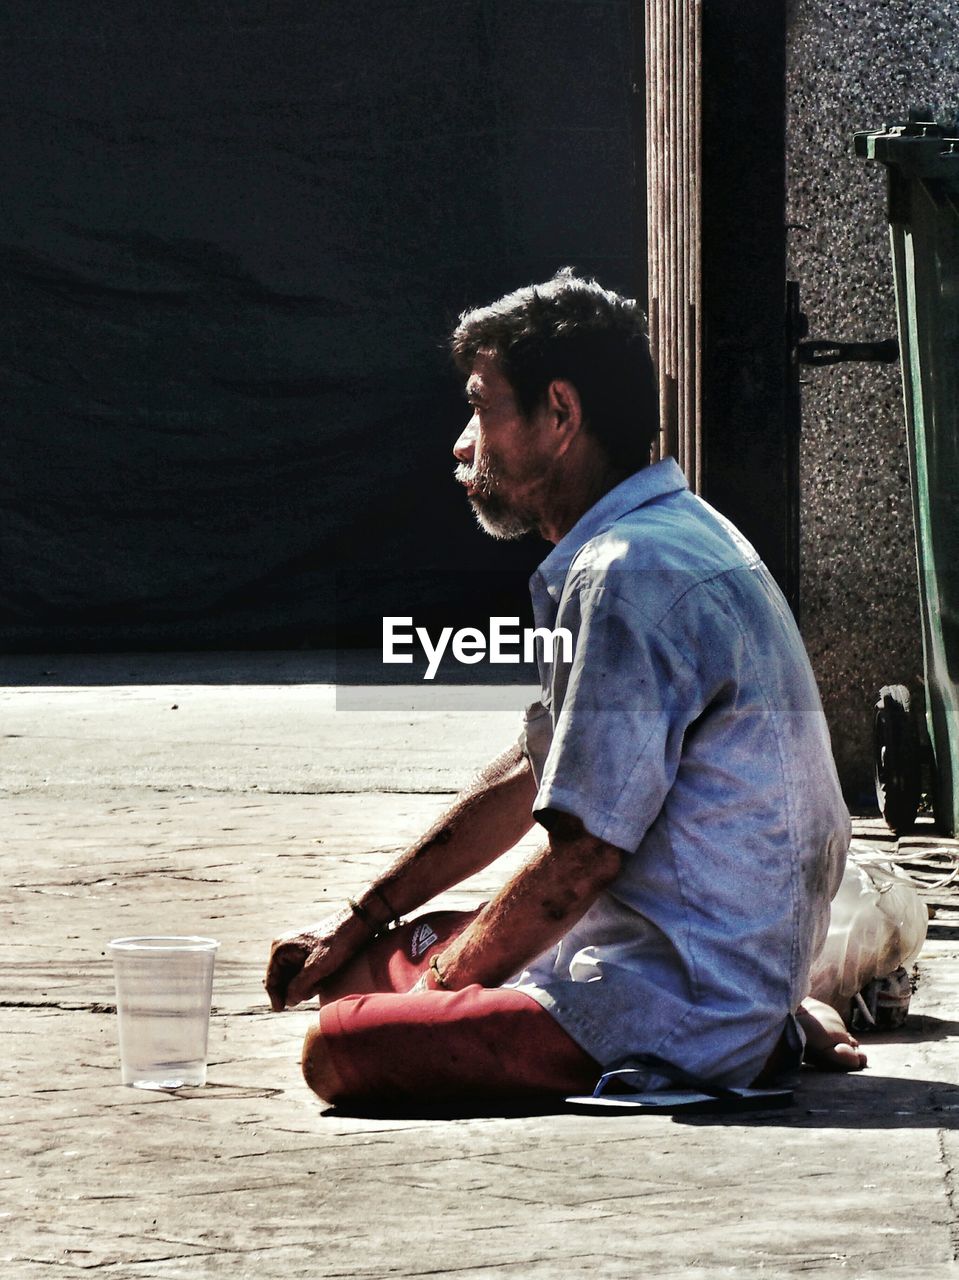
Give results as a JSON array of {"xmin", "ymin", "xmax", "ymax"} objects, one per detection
[{"xmin": 265, "ymin": 270, "xmax": 865, "ymax": 1107}]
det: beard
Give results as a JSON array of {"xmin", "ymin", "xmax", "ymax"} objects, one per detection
[{"xmin": 453, "ymin": 460, "xmax": 538, "ymax": 541}]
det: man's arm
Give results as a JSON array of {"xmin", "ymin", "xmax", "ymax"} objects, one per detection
[
  {"xmin": 424, "ymin": 809, "xmax": 624, "ymax": 990},
  {"xmin": 358, "ymin": 740, "xmax": 538, "ymax": 921},
  {"xmin": 265, "ymin": 742, "xmax": 537, "ymax": 1009}
]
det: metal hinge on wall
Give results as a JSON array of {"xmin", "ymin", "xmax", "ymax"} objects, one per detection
[
  {"xmin": 798, "ymin": 338, "xmax": 899, "ymax": 366},
  {"xmin": 787, "ymin": 281, "xmax": 899, "ymax": 368},
  {"xmin": 782, "ymin": 281, "xmax": 900, "ymax": 625}
]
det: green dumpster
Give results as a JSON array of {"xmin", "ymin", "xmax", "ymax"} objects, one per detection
[{"xmin": 855, "ymin": 120, "xmax": 959, "ymax": 836}]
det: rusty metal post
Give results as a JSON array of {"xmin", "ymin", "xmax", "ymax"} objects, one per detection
[{"xmin": 645, "ymin": 0, "xmax": 792, "ymax": 607}]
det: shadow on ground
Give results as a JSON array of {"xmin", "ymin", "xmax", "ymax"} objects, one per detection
[{"xmin": 324, "ymin": 1068, "xmax": 959, "ymax": 1128}]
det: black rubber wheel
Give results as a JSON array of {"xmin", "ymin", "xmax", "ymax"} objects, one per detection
[{"xmin": 874, "ymin": 684, "xmax": 921, "ymax": 836}]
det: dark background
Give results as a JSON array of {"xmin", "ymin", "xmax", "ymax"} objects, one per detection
[{"xmin": 1, "ymin": 1, "xmax": 642, "ymax": 652}]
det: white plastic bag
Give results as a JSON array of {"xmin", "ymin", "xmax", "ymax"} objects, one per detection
[{"xmin": 808, "ymin": 846, "xmax": 928, "ymax": 1010}]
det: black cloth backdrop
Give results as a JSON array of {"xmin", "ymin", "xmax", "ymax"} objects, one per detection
[{"xmin": 1, "ymin": 2, "xmax": 638, "ymax": 650}]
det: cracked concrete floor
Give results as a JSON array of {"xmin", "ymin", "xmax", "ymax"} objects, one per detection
[{"xmin": 2, "ymin": 653, "xmax": 958, "ymax": 1279}]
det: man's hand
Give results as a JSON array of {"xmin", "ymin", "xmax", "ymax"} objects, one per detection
[
  {"xmin": 265, "ymin": 743, "xmax": 536, "ymax": 1010},
  {"xmin": 265, "ymin": 908, "xmax": 366, "ymax": 1011}
]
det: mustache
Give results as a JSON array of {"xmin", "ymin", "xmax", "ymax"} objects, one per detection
[{"xmin": 454, "ymin": 462, "xmax": 478, "ymax": 486}]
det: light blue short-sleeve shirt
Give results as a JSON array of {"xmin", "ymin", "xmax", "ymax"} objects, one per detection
[{"xmin": 506, "ymin": 457, "xmax": 849, "ymax": 1087}]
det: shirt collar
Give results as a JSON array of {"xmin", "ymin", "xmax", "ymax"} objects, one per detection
[{"xmin": 532, "ymin": 456, "xmax": 689, "ymax": 602}]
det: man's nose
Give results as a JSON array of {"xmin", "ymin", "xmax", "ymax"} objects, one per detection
[{"xmin": 453, "ymin": 419, "xmax": 476, "ymax": 464}]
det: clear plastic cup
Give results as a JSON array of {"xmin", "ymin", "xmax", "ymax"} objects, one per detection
[{"xmin": 108, "ymin": 936, "xmax": 219, "ymax": 1089}]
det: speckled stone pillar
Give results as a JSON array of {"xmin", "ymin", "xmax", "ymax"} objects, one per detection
[{"xmin": 786, "ymin": 1, "xmax": 959, "ymax": 804}]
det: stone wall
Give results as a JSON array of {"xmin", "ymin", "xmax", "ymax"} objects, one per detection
[{"xmin": 786, "ymin": 1, "xmax": 959, "ymax": 802}]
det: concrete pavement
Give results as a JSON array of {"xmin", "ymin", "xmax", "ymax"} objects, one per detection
[{"xmin": 2, "ymin": 653, "xmax": 958, "ymax": 1279}]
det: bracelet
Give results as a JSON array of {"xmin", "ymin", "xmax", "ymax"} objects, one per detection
[
  {"xmin": 371, "ymin": 885, "xmax": 399, "ymax": 929},
  {"xmin": 347, "ymin": 898, "xmax": 377, "ymax": 937},
  {"xmin": 428, "ymin": 953, "xmax": 451, "ymax": 990}
]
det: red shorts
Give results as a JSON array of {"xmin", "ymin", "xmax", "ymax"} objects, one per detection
[{"xmin": 315, "ymin": 910, "xmax": 599, "ymax": 1106}]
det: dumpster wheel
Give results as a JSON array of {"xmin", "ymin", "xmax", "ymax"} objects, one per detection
[{"xmin": 874, "ymin": 684, "xmax": 921, "ymax": 836}]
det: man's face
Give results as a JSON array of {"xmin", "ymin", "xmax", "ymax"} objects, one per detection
[{"xmin": 453, "ymin": 352, "xmax": 551, "ymax": 541}]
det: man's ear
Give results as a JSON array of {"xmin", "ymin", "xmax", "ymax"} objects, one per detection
[{"xmin": 546, "ymin": 378, "xmax": 583, "ymax": 451}]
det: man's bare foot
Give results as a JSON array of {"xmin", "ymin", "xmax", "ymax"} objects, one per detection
[{"xmin": 798, "ymin": 996, "xmax": 868, "ymax": 1071}]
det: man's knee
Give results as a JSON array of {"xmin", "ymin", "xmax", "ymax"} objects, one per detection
[{"xmin": 301, "ymin": 1021, "xmax": 347, "ymax": 1103}]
